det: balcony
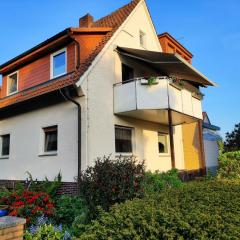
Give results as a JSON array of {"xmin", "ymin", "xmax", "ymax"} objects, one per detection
[{"xmin": 114, "ymin": 77, "xmax": 203, "ymax": 125}]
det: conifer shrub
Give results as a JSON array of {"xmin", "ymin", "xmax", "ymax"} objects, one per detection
[{"xmin": 77, "ymin": 180, "xmax": 240, "ymax": 240}]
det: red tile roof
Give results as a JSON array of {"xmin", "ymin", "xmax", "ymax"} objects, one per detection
[{"xmin": 0, "ymin": 0, "xmax": 141, "ymax": 109}]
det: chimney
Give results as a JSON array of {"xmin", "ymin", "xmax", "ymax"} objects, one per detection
[{"xmin": 79, "ymin": 14, "xmax": 93, "ymax": 28}]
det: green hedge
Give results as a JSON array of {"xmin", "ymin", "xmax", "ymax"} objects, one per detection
[
  {"xmin": 77, "ymin": 180, "xmax": 240, "ymax": 240},
  {"xmin": 217, "ymin": 151, "xmax": 240, "ymax": 179}
]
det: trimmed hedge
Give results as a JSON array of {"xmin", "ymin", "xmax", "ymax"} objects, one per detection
[{"xmin": 77, "ymin": 180, "xmax": 240, "ymax": 240}]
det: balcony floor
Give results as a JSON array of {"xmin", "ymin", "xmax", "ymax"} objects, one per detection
[{"xmin": 115, "ymin": 109, "xmax": 199, "ymax": 126}]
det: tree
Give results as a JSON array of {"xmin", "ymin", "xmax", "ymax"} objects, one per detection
[{"xmin": 224, "ymin": 123, "xmax": 240, "ymax": 152}]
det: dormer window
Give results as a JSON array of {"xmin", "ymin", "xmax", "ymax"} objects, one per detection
[
  {"xmin": 7, "ymin": 72, "xmax": 18, "ymax": 95},
  {"xmin": 139, "ymin": 30, "xmax": 146, "ymax": 48},
  {"xmin": 51, "ymin": 48, "xmax": 67, "ymax": 79}
]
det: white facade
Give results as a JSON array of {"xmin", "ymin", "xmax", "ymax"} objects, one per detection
[{"xmin": 0, "ymin": 0, "xmax": 205, "ymax": 182}]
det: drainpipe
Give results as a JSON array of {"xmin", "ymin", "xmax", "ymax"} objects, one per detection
[{"xmin": 60, "ymin": 88, "xmax": 82, "ymax": 181}]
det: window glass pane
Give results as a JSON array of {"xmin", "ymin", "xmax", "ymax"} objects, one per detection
[
  {"xmin": 1, "ymin": 134, "xmax": 10, "ymax": 156},
  {"xmin": 122, "ymin": 64, "xmax": 134, "ymax": 82},
  {"xmin": 115, "ymin": 126, "xmax": 132, "ymax": 153},
  {"xmin": 158, "ymin": 133, "xmax": 168, "ymax": 153},
  {"xmin": 8, "ymin": 73, "xmax": 17, "ymax": 94},
  {"xmin": 53, "ymin": 51, "xmax": 66, "ymax": 77},
  {"xmin": 44, "ymin": 126, "xmax": 58, "ymax": 152}
]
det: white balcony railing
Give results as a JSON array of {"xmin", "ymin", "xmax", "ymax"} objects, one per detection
[{"xmin": 114, "ymin": 77, "xmax": 203, "ymax": 120}]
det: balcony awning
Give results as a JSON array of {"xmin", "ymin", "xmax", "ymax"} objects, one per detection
[{"xmin": 117, "ymin": 47, "xmax": 216, "ymax": 87}]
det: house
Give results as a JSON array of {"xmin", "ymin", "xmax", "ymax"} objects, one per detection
[
  {"xmin": 0, "ymin": 0, "xmax": 216, "ymax": 193},
  {"xmin": 202, "ymin": 112, "xmax": 221, "ymax": 174}
]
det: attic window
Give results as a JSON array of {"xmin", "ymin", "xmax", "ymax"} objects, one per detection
[
  {"xmin": 7, "ymin": 72, "xmax": 18, "ymax": 95},
  {"xmin": 139, "ymin": 30, "xmax": 146, "ymax": 48},
  {"xmin": 51, "ymin": 48, "xmax": 67, "ymax": 79}
]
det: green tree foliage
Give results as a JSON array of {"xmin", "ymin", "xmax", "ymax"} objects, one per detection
[
  {"xmin": 224, "ymin": 123, "xmax": 240, "ymax": 152},
  {"xmin": 217, "ymin": 151, "xmax": 240, "ymax": 179}
]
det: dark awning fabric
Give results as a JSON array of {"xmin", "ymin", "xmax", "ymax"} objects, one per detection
[{"xmin": 117, "ymin": 47, "xmax": 216, "ymax": 86}]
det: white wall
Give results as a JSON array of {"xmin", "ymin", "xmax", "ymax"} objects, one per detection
[
  {"xmin": 0, "ymin": 101, "xmax": 78, "ymax": 182},
  {"xmin": 80, "ymin": 1, "xmax": 185, "ymax": 171}
]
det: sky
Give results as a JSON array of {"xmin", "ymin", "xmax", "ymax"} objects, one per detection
[{"xmin": 0, "ymin": 0, "xmax": 239, "ymax": 137}]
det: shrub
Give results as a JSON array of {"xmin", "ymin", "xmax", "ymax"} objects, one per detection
[
  {"xmin": 0, "ymin": 190, "xmax": 55, "ymax": 225},
  {"xmin": 26, "ymin": 172, "xmax": 62, "ymax": 199},
  {"xmin": 144, "ymin": 169, "xmax": 182, "ymax": 194},
  {"xmin": 217, "ymin": 151, "xmax": 240, "ymax": 179},
  {"xmin": 54, "ymin": 195, "xmax": 89, "ymax": 228},
  {"xmin": 78, "ymin": 156, "xmax": 145, "ymax": 213},
  {"xmin": 77, "ymin": 180, "xmax": 240, "ymax": 239},
  {"xmin": 25, "ymin": 224, "xmax": 71, "ymax": 240}
]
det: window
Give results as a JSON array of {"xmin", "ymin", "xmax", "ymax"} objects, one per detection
[
  {"xmin": 122, "ymin": 64, "xmax": 134, "ymax": 82},
  {"xmin": 43, "ymin": 126, "xmax": 58, "ymax": 152},
  {"xmin": 51, "ymin": 49, "xmax": 66, "ymax": 78},
  {"xmin": 139, "ymin": 30, "xmax": 146, "ymax": 48},
  {"xmin": 158, "ymin": 133, "xmax": 169, "ymax": 154},
  {"xmin": 7, "ymin": 72, "xmax": 18, "ymax": 95},
  {"xmin": 115, "ymin": 126, "xmax": 132, "ymax": 153},
  {"xmin": 0, "ymin": 134, "xmax": 10, "ymax": 157}
]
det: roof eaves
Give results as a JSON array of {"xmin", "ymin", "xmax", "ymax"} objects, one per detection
[{"xmin": 0, "ymin": 28, "xmax": 71, "ymax": 72}]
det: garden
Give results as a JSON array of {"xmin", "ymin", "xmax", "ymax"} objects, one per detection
[{"xmin": 0, "ymin": 151, "xmax": 240, "ymax": 239}]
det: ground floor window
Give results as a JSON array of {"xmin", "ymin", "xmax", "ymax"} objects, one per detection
[
  {"xmin": 115, "ymin": 126, "xmax": 133, "ymax": 153},
  {"xmin": 158, "ymin": 133, "xmax": 169, "ymax": 154},
  {"xmin": 43, "ymin": 126, "xmax": 58, "ymax": 152},
  {"xmin": 0, "ymin": 134, "xmax": 10, "ymax": 157}
]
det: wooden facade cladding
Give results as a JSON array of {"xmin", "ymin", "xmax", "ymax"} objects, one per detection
[
  {"xmin": 1, "ymin": 43, "xmax": 76, "ymax": 98},
  {"xmin": 0, "ymin": 31, "xmax": 107, "ymax": 99},
  {"xmin": 158, "ymin": 32, "xmax": 193, "ymax": 64}
]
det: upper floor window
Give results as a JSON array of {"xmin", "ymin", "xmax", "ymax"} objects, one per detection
[
  {"xmin": 51, "ymin": 48, "xmax": 67, "ymax": 79},
  {"xmin": 139, "ymin": 30, "xmax": 146, "ymax": 48},
  {"xmin": 122, "ymin": 64, "xmax": 134, "ymax": 83},
  {"xmin": 115, "ymin": 125, "xmax": 133, "ymax": 153},
  {"xmin": 0, "ymin": 134, "xmax": 10, "ymax": 157},
  {"xmin": 7, "ymin": 72, "xmax": 18, "ymax": 95},
  {"xmin": 158, "ymin": 133, "xmax": 169, "ymax": 154}
]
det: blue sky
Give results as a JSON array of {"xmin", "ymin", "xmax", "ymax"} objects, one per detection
[{"xmin": 0, "ymin": 0, "xmax": 239, "ymax": 136}]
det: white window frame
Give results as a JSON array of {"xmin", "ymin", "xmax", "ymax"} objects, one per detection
[
  {"xmin": 39, "ymin": 124, "xmax": 58, "ymax": 156},
  {"xmin": 158, "ymin": 132, "xmax": 170, "ymax": 156},
  {"xmin": 115, "ymin": 125, "xmax": 134, "ymax": 155},
  {"xmin": 0, "ymin": 134, "xmax": 10, "ymax": 159},
  {"xmin": 50, "ymin": 48, "xmax": 67, "ymax": 79},
  {"xmin": 139, "ymin": 30, "xmax": 146, "ymax": 48},
  {"xmin": 7, "ymin": 71, "xmax": 18, "ymax": 96}
]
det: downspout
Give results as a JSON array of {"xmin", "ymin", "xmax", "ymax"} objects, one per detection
[
  {"xmin": 61, "ymin": 88, "xmax": 82, "ymax": 180},
  {"xmin": 60, "ymin": 31, "xmax": 82, "ymax": 180}
]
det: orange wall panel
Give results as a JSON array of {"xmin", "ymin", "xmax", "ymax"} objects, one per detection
[{"xmin": 1, "ymin": 43, "xmax": 76, "ymax": 98}]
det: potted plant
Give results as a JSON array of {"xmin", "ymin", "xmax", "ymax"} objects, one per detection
[
  {"xmin": 0, "ymin": 205, "xmax": 9, "ymax": 217},
  {"xmin": 141, "ymin": 77, "xmax": 158, "ymax": 86}
]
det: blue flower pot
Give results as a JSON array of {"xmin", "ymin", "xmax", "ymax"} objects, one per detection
[{"xmin": 0, "ymin": 207, "xmax": 8, "ymax": 217}]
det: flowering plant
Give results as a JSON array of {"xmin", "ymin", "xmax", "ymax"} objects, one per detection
[{"xmin": 0, "ymin": 190, "xmax": 55, "ymax": 224}]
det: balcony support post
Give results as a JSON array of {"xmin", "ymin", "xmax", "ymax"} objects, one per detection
[{"xmin": 168, "ymin": 109, "xmax": 176, "ymax": 168}]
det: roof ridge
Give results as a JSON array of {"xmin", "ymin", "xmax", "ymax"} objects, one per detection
[
  {"xmin": 93, "ymin": 0, "xmax": 141, "ymax": 28},
  {"xmin": 77, "ymin": 0, "xmax": 141, "ymax": 79}
]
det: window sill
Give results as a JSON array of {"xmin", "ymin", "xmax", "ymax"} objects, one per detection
[
  {"xmin": 39, "ymin": 152, "xmax": 58, "ymax": 157},
  {"xmin": 0, "ymin": 156, "xmax": 9, "ymax": 160},
  {"xmin": 115, "ymin": 153, "xmax": 134, "ymax": 157},
  {"xmin": 159, "ymin": 153, "xmax": 171, "ymax": 157}
]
